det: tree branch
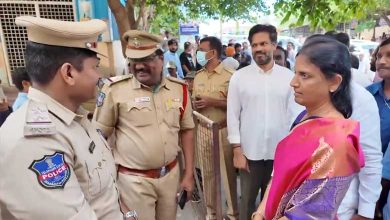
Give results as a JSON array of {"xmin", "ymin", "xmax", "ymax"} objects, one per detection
[
  {"xmin": 144, "ymin": 5, "xmax": 155, "ymax": 31},
  {"xmin": 126, "ymin": 0, "xmax": 138, "ymax": 29},
  {"xmin": 108, "ymin": 0, "xmax": 130, "ymax": 57},
  {"xmin": 136, "ymin": 0, "xmax": 146, "ymax": 29}
]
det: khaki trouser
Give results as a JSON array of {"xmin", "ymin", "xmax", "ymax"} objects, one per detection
[
  {"xmin": 118, "ymin": 164, "xmax": 180, "ymax": 220},
  {"xmin": 198, "ymin": 127, "xmax": 238, "ymax": 220}
]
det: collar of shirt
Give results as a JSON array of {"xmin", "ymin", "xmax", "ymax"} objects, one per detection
[
  {"xmin": 16, "ymin": 92, "xmax": 28, "ymax": 99},
  {"xmin": 205, "ymin": 62, "xmax": 224, "ymax": 77},
  {"xmin": 250, "ymin": 61, "xmax": 276, "ymax": 74},
  {"xmin": 132, "ymin": 75, "xmax": 171, "ymax": 92},
  {"xmin": 368, "ymin": 81, "xmax": 388, "ymax": 100},
  {"xmin": 27, "ymin": 87, "xmax": 85, "ymax": 125}
]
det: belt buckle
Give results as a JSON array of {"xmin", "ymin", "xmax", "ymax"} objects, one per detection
[{"xmin": 159, "ymin": 166, "xmax": 167, "ymax": 177}]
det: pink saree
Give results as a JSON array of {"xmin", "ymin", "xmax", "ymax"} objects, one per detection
[{"xmin": 265, "ymin": 118, "xmax": 364, "ymax": 220}]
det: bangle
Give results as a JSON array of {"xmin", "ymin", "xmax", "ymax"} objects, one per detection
[
  {"xmin": 251, "ymin": 211, "xmax": 264, "ymax": 220},
  {"xmin": 232, "ymin": 145, "xmax": 241, "ymax": 149}
]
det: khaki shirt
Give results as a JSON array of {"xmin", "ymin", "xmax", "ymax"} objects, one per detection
[
  {"xmin": 192, "ymin": 63, "xmax": 233, "ymax": 122},
  {"xmin": 93, "ymin": 75, "xmax": 194, "ymax": 170},
  {"xmin": 0, "ymin": 88, "xmax": 122, "ymax": 220}
]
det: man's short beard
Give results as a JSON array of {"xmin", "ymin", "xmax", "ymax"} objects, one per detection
[{"xmin": 254, "ymin": 54, "xmax": 272, "ymax": 66}]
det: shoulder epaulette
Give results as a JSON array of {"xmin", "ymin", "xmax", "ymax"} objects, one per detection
[
  {"xmin": 24, "ymin": 101, "xmax": 56, "ymax": 137},
  {"xmin": 196, "ymin": 68, "xmax": 204, "ymax": 75},
  {"xmin": 223, "ymin": 67, "xmax": 235, "ymax": 75},
  {"xmin": 108, "ymin": 74, "xmax": 133, "ymax": 87},
  {"xmin": 166, "ymin": 76, "xmax": 187, "ymax": 85}
]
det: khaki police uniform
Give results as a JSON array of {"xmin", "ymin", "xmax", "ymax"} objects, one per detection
[
  {"xmin": 192, "ymin": 63, "xmax": 238, "ymax": 220},
  {"xmin": 0, "ymin": 16, "xmax": 123, "ymax": 220},
  {"xmin": 93, "ymin": 30, "xmax": 195, "ymax": 220}
]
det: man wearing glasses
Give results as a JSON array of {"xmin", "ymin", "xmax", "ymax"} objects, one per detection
[{"xmin": 93, "ymin": 30, "xmax": 195, "ymax": 220}]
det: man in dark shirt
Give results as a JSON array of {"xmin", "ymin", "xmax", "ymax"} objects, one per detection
[{"xmin": 180, "ymin": 41, "xmax": 196, "ymax": 77}]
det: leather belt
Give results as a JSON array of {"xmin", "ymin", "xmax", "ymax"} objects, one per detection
[{"xmin": 118, "ymin": 159, "xmax": 177, "ymax": 179}]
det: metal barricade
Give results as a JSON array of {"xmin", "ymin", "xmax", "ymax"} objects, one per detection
[{"xmin": 192, "ymin": 111, "xmax": 222, "ymax": 220}]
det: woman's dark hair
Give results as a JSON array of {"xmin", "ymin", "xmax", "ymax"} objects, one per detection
[
  {"xmin": 299, "ymin": 36, "xmax": 353, "ymax": 118},
  {"xmin": 25, "ymin": 41, "xmax": 97, "ymax": 85}
]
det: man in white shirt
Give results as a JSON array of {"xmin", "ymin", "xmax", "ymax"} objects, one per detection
[
  {"xmin": 227, "ymin": 24, "xmax": 302, "ymax": 220},
  {"xmin": 320, "ymin": 32, "xmax": 383, "ymax": 220},
  {"xmin": 336, "ymin": 81, "xmax": 383, "ymax": 220}
]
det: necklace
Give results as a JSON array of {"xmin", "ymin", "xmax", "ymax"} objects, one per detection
[{"xmin": 384, "ymin": 96, "xmax": 390, "ymax": 110}]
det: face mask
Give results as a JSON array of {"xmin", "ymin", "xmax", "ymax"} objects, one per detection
[{"xmin": 197, "ymin": 51, "xmax": 210, "ymax": 66}]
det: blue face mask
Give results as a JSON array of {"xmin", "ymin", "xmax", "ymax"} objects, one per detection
[{"xmin": 196, "ymin": 51, "xmax": 210, "ymax": 67}]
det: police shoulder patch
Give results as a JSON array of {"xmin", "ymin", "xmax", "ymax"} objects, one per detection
[
  {"xmin": 108, "ymin": 74, "xmax": 133, "ymax": 87},
  {"xmin": 166, "ymin": 76, "xmax": 186, "ymax": 85},
  {"xmin": 96, "ymin": 91, "xmax": 106, "ymax": 107},
  {"xmin": 223, "ymin": 66, "xmax": 235, "ymax": 75},
  {"xmin": 29, "ymin": 152, "xmax": 71, "ymax": 189}
]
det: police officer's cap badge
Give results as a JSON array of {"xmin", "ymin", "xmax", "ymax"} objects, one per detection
[
  {"xmin": 29, "ymin": 152, "xmax": 70, "ymax": 189},
  {"xmin": 133, "ymin": 37, "xmax": 141, "ymax": 48}
]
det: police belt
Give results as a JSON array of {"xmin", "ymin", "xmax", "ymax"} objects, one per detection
[{"xmin": 118, "ymin": 159, "xmax": 177, "ymax": 179}]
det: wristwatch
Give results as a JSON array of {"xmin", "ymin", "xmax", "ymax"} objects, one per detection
[{"xmin": 124, "ymin": 210, "xmax": 138, "ymax": 220}]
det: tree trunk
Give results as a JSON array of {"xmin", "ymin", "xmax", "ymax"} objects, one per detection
[
  {"xmin": 108, "ymin": 0, "xmax": 130, "ymax": 57},
  {"xmin": 126, "ymin": 0, "xmax": 138, "ymax": 29},
  {"xmin": 144, "ymin": 5, "xmax": 155, "ymax": 32}
]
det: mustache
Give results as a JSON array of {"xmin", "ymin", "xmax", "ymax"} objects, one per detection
[
  {"xmin": 254, "ymin": 51, "xmax": 266, "ymax": 56},
  {"xmin": 134, "ymin": 67, "xmax": 150, "ymax": 74},
  {"xmin": 377, "ymin": 65, "xmax": 390, "ymax": 70}
]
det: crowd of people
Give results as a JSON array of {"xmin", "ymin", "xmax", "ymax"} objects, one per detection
[{"xmin": 0, "ymin": 15, "xmax": 389, "ymax": 220}]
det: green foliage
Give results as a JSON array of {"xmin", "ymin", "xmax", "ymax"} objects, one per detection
[
  {"xmin": 355, "ymin": 19, "xmax": 376, "ymax": 33},
  {"xmin": 182, "ymin": 0, "xmax": 269, "ymax": 20},
  {"xmin": 149, "ymin": 5, "xmax": 184, "ymax": 35},
  {"xmin": 143, "ymin": 0, "xmax": 269, "ymax": 34},
  {"xmin": 274, "ymin": 0, "xmax": 379, "ymax": 30}
]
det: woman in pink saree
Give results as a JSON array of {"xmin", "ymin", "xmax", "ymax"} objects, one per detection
[{"xmin": 252, "ymin": 36, "xmax": 365, "ymax": 220}]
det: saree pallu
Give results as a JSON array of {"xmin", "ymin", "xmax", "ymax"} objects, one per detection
[{"xmin": 265, "ymin": 118, "xmax": 365, "ymax": 220}]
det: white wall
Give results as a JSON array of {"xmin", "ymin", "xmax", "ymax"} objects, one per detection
[{"xmin": 112, "ymin": 40, "xmax": 127, "ymax": 75}]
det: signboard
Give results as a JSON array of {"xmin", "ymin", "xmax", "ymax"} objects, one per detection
[{"xmin": 179, "ymin": 24, "xmax": 199, "ymax": 35}]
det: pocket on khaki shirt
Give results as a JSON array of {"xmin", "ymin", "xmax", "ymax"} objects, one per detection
[
  {"xmin": 166, "ymin": 101, "xmax": 181, "ymax": 128},
  {"xmin": 127, "ymin": 102, "xmax": 154, "ymax": 127},
  {"xmin": 85, "ymin": 160, "xmax": 110, "ymax": 197}
]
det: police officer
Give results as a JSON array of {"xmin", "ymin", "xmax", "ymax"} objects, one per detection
[
  {"xmin": 0, "ymin": 16, "xmax": 131, "ymax": 220},
  {"xmin": 93, "ymin": 30, "xmax": 195, "ymax": 220},
  {"xmin": 193, "ymin": 36, "xmax": 238, "ymax": 220}
]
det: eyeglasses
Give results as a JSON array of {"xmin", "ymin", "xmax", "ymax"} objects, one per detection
[{"xmin": 128, "ymin": 54, "xmax": 158, "ymax": 64}]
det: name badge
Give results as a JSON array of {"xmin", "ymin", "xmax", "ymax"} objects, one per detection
[{"xmin": 135, "ymin": 97, "xmax": 151, "ymax": 103}]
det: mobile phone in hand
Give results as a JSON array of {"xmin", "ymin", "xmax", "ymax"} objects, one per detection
[{"xmin": 178, "ymin": 190, "xmax": 187, "ymax": 210}]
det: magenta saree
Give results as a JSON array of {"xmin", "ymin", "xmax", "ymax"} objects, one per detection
[{"xmin": 265, "ymin": 118, "xmax": 364, "ymax": 220}]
